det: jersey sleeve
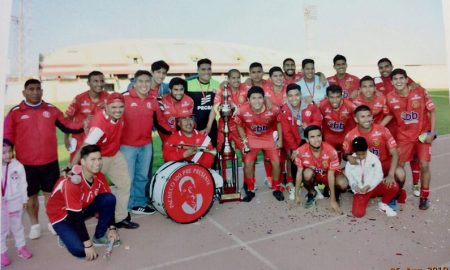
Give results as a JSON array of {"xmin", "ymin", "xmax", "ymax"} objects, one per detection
[
  {"xmin": 342, "ymin": 133, "xmax": 352, "ymax": 154},
  {"xmin": 294, "ymin": 148, "xmax": 304, "ymax": 168},
  {"xmin": 213, "ymin": 86, "xmax": 224, "ymax": 105},
  {"xmin": 3, "ymin": 111, "xmax": 15, "ymax": 144},
  {"xmin": 65, "ymin": 97, "xmax": 80, "ymax": 119},
  {"xmin": 329, "ymin": 148, "xmax": 340, "ymax": 171},
  {"xmin": 423, "ymin": 90, "xmax": 436, "ymax": 112},
  {"xmin": 383, "ymin": 127, "xmax": 397, "ymax": 149}
]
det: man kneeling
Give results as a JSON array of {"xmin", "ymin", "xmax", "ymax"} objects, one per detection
[
  {"xmin": 46, "ymin": 145, "xmax": 119, "ymax": 260},
  {"xmin": 345, "ymin": 137, "xmax": 398, "ymax": 217}
]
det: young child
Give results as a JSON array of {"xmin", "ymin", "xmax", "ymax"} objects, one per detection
[{"xmin": 2, "ymin": 139, "xmax": 32, "ymax": 267}]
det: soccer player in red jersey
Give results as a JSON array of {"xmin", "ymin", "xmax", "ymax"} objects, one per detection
[
  {"xmin": 265, "ymin": 66, "xmax": 287, "ymax": 108},
  {"xmin": 384, "ymin": 69, "xmax": 436, "ymax": 210},
  {"xmin": 3, "ymin": 79, "xmax": 84, "ymax": 239},
  {"xmin": 64, "ymin": 71, "xmax": 109, "ymax": 162},
  {"xmin": 247, "ymin": 62, "xmax": 272, "ymax": 90},
  {"xmin": 163, "ymin": 113, "xmax": 215, "ymax": 168},
  {"xmin": 70, "ymin": 93, "xmax": 139, "ymax": 229},
  {"xmin": 374, "ymin": 58, "xmax": 421, "ymax": 194},
  {"xmin": 352, "ymin": 76, "xmax": 389, "ymax": 124},
  {"xmin": 327, "ymin": 55, "xmax": 360, "ymax": 100},
  {"xmin": 212, "ymin": 69, "xmax": 249, "ymax": 152},
  {"xmin": 282, "ymin": 58, "xmax": 303, "ymax": 85},
  {"xmin": 319, "ymin": 84, "xmax": 356, "ymax": 154},
  {"xmin": 280, "ymin": 84, "xmax": 322, "ymax": 200},
  {"xmin": 343, "ymin": 105, "xmax": 407, "ymax": 208},
  {"xmin": 235, "ymin": 87, "xmax": 284, "ymax": 202},
  {"xmin": 294, "ymin": 125, "xmax": 348, "ymax": 214},
  {"xmin": 158, "ymin": 77, "xmax": 194, "ymax": 143},
  {"xmin": 46, "ymin": 145, "xmax": 119, "ymax": 260}
]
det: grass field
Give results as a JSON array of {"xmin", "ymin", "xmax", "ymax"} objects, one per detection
[{"xmin": 6, "ymin": 89, "xmax": 449, "ymax": 170}]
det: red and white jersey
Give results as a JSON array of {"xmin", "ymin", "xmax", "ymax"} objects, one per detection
[
  {"xmin": 343, "ymin": 124, "xmax": 397, "ymax": 164},
  {"xmin": 284, "ymin": 72, "xmax": 303, "ymax": 85},
  {"xmin": 294, "ymin": 142, "xmax": 340, "ymax": 175},
  {"xmin": 66, "ymin": 91, "xmax": 109, "ymax": 124},
  {"xmin": 264, "ymin": 82, "xmax": 287, "ymax": 108},
  {"xmin": 327, "ymin": 73, "xmax": 360, "ymax": 99},
  {"xmin": 234, "ymin": 103, "xmax": 280, "ymax": 147},
  {"xmin": 160, "ymin": 94, "xmax": 194, "ymax": 132},
  {"xmin": 4, "ymin": 101, "xmax": 82, "ymax": 165},
  {"xmin": 280, "ymin": 103, "xmax": 322, "ymax": 151},
  {"xmin": 121, "ymin": 89, "xmax": 159, "ymax": 146},
  {"xmin": 386, "ymin": 86, "xmax": 435, "ymax": 143},
  {"xmin": 374, "ymin": 76, "xmax": 415, "ymax": 95},
  {"xmin": 46, "ymin": 172, "xmax": 111, "ymax": 224},
  {"xmin": 352, "ymin": 93, "xmax": 388, "ymax": 124},
  {"xmin": 319, "ymin": 99, "xmax": 356, "ymax": 147},
  {"xmin": 163, "ymin": 130, "xmax": 215, "ymax": 168},
  {"xmin": 85, "ymin": 110, "xmax": 124, "ymax": 157},
  {"xmin": 214, "ymin": 83, "xmax": 249, "ymax": 132}
]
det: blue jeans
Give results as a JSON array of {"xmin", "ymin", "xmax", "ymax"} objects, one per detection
[
  {"xmin": 120, "ymin": 143, "xmax": 152, "ymax": 209},
  {"xmin": 53, "ymin": 193, "xmax": 116, "ymax": 258}
]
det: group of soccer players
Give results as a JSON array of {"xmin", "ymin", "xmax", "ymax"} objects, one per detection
[{"xmin": 2, "ymin": 54, "xmax": 437, "ymax": 260}]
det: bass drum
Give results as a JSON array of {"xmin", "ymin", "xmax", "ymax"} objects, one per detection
[{"xmin": 150, "ymin": 161, "xmax": 216, "ymax": 224}]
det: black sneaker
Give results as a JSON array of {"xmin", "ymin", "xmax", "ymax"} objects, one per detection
[
  {"xmin": 116, "ymin": 214, "xmax": 139, "ymax": 229},
  {"xmin": 323, "ymin": 186, "xmax": 330, "ymax": 198},
  {"xmin": 272, "ymin": 190, "xmax": 285, "ymax": 201},
  {"xmin": 131, "ymin": 206, "xmax": 156, "ymax": 215},
  {"xmin": 419, "ymin": 198, "xmax": 430, "ymax": 210},
  {"xmin": 304, "ymin": 193, "xmax": 316, "ymax": 209},
  {"xmin": 242, "ymin": 191, "xmax": 255, "ymax": 202}
]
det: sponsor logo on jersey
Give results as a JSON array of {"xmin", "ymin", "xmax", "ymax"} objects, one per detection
[
  {"xmin": 313, "ymin": 167, "xmax": 325, "ymax": 175},
  {"xmin": 201, "ymin": 95, "xmax": 211, "ymax": 105},
  {"xmin": 251, "ymin": 124, "xmax": 268, "ymax": 134},
  {"xmin": 197, "ymin": 105, "xmax": 212, "ymax": 110},
  {"xmin": 81, "ymin": 101, "xmax": 90, "ymax": 106},
  {"xmin": 369, "ymin": 147, "xmax": 380, "ymax": 157},
  {"xmin": 20, "ymin": 115, "xmax": 30, "ymax": 120},
  {"xmin": 243, "ymin": 112, "xmax": 252, "ymax": 117},
  {"xmin": 390, "ymin": 98, "xmax": 399, "ymax": 104},
  {"xmin": 401, "ymin": 111, "xmax": 419, "ymax": 124},
  {"xmin": 130, "ymin": 102, "xmax": 138, "ymax": 107},
  {"xmin": 373, "ymin": 130, "xmax": 382, "ymax": 137},
  {"xmin": 411, "ymin": 94, "xmax": 422, "ymax": 100},
  {"xmin": 181, "ymin": 101, "xmax": 190, "ymax": 107},
  {"xmin": 328, "ymin": 121, "xmax": 345, "ymax": 132},
  {"xmin": 325, "ymin": 108, "xmax": 331, "ymax": 113},
  {"xmin": 82, "ymin": 109, "xmax": 91, "ymax": 114}
]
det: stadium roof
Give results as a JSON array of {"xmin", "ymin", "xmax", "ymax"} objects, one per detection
[{"xmin": 39, "ymin": 39, "xmax": 292, "ymax": 79}]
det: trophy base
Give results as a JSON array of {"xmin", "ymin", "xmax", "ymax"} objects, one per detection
[{"xmin": 220, "ymin": 193, "xmax": 241, "ymax": 203}]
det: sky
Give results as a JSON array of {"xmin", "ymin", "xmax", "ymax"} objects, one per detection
[{"xmin": 7, "ymin": 0, "xmax": 447, "ymax": 76}]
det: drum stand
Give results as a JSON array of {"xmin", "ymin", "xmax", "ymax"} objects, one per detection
[{"xmin": 218, "ymin": 83, "xmax": 241, "ymax": 203}]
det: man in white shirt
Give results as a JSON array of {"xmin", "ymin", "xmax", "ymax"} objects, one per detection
[{"xmin": 345, "ymin": 137, "xmax": 398, "ymax": 217}]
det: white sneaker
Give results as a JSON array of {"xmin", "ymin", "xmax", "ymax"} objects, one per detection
[
  {"xmin": 314, "ymin": 186, "xmax": 325, "ymax": 199},
  {"xmin": 286, "ymin": 183, "xmax": 295, "ymax": 200},
  {"xmin": 48, "ymin": 223, "xmax": 56, "ymax": 235},
  {"xmin": 378, "ymin": 202, "xmax": 397, "ymax": 217},
  {"xmin": 264, "ymin": 177, "xmax": 272, "ymax": 188},
  {"xmin": 413, "ymin": 184, "xmax": 420, "ymax": 197},
  {"xmin": 29, "ymin": 224, "xmax": 41, "ymax": 239}
]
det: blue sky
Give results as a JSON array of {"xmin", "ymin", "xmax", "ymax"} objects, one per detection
[{"xmin": 8, "ymin": 0, "xmax": 446, "ymax": 75}]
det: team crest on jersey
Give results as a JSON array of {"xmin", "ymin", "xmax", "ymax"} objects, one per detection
[
  {"xmin": 42, "ymin": 111, "xmax": 50, "ymax": 118},
  {"xmin": 168, "ymin": 117, "xmax": 176, "ymax": 127},
  {"xmin": 305, "ymin": 110, "xmax": 311, "ymax": 117},
  {"xmin": 340, "ymin": 114, "xmax": 348, "ymax": 121},
  {"xmin": 372, "ymin": 139, "xmax": 380, "ymax": 146},
  {"xmin": 412, "ymin": 100, "xmax": 420, "ymax": 109}
]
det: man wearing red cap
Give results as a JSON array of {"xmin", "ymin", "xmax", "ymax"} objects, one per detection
[{"xmin": 70, "ymin": 92, "xmax": 138, "ymax": 229}]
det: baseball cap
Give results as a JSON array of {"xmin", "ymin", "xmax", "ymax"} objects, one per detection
[{"xmin": 106, "ymin": 92, "xmax": 124, "ymax": 105}]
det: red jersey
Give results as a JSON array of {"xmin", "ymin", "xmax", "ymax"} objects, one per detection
[
  {"xmin": 121, "ymin": 89, "xmax": 159, "ymax": 146},
  {"xmin": 294, "ymin": 142, "xmax": 340, "ymax": 175},
  {"xmin": 160, "ymin": 94, "xmax": 194, "ymax": 132},
  {"xmin": 319, "ymin": 99, "xmax": 356, "ymax": 147},
  {"xmin": 66, "ymin": 91, "xmax": 109, "ymax": 124},
  {"xmin": 86, "ymin": 110, "xmax": 124, "ymax": 157},
  {"xmin": 264, "ymin": 82, "xmax": 287, "ymax": 108},
  {"xmin": 46, "ymin": 172, "xmax": 111, "ymax": 224},
  {"xmin": 163, "ymin": 130, "xmax": 215, "ymax": 168},
  {"xmin": 386, "ymin": 86, "xmax": 435, "ymax": 143},
  {"xmin": 4, "ymin": 101, "xmax": 83, "ymax": 165},
  {"xmin": 280, "ymin": 103, "xmax": 322, "ymax": 151},
  {"xmin": 374, "ymin": 76, "xmax": 415, "ymax": 95},
  {"xmin": 352, "ymin": 93, "xmax": 388, "ymax": 124},
  {"xmin": 343, "ymin": 124, "xmax": 397, "ymax": 164},
  {"xmin": 327, "ymin": 73, "xmax": 360, "ymax": 99},
  {"xmin": 234, "ymin": 103, "xmax": 280, "ymax": 148},
  {"xmin": 284, "ymin": 72, "xmax": 303, "ymax": 85}
]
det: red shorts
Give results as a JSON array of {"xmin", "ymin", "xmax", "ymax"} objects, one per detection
[
  {"xmin": 244, "ymin": 148, "xmax": 280, "ymax": 163},
  {"xmin": 398, "ymin": 140, "xmax": 431, "ymax": 163},
  {"xmin": 312, "ymin": 169, "xmax": 343, "ymax": 186},
  {"xmin": 381, "ymin": 160, "xmax": 391, "ymax": 177}
]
